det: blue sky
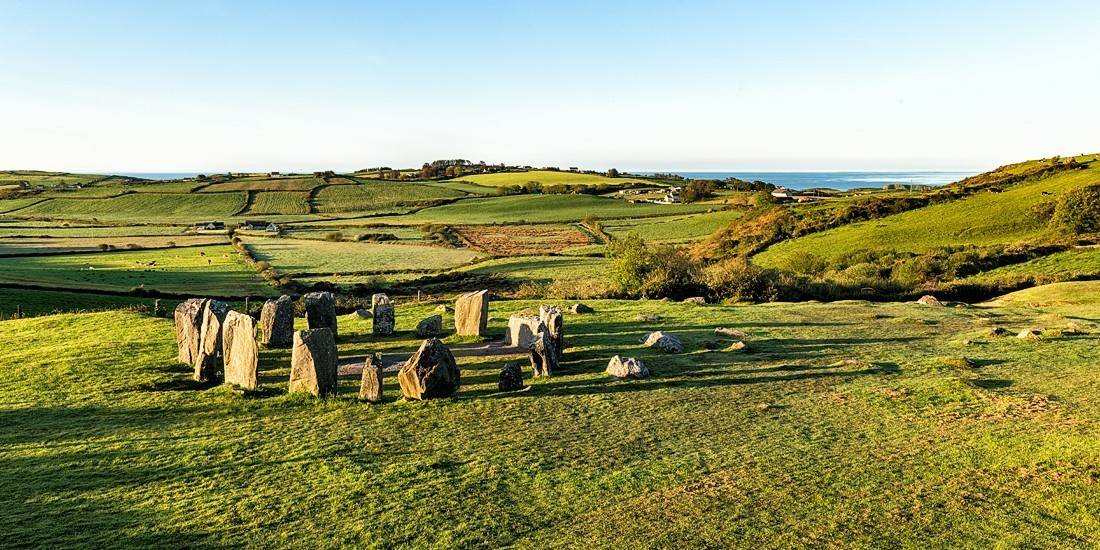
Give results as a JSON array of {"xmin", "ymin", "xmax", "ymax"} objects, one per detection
[{"xmin": 1, "ymin": 0, "xmax": 1097, "ymax": 172}]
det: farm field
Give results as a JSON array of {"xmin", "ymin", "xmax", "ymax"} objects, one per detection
[
  {"xmin": 388, "ymin": 194, "xmax": 711, "ymax": 225},
  {"xmin": 0, "ymin": 244, "xmax": 272, "ymax": 296},
  {"xmin": 458, "ymin": 255, "xmax": 610, "ymax": 284},
  {"xmin": 275, "ymin": 226, "xmax": 427, "ymax": 242},
  {"xmin": 0, "ymin": 198, "xmax": 48, "ymax": 213},
  {"xmin": 6, "ymin": 193, "xmax": 249, "ymax": 223},
  {"xmin": 128, "ymin": 180, "xmax": 205, "ymax": 193},
  {"xmin": 456, "ymin": 224, "xmax": 596, "ymax": 255},
  {"xmin": 3, "ymin": 285, "xmax": 1100, "ymax": 546},
  {"xmin": 0, "ymin": 225, "xmax": 189, "ymax": 237},
  {"xmin": 240, "ymin": 236, "xmax": 484, "ymax": 275},
  {"xmin": 312, "ymin": 181, "xmax": 466, "ymax": 214},
  {"xmin": 0, "ymin": 235, "xmax": 227, "ymax": 256},
  {"xmin": 450, "ymin": 170, "xmax": 649, "ymax": 187},
  {"xmin": 198, "ymin": 177, "xmax": 327, "ymax": 193},
  {"xmin": 243, "ymin": 191, "xmax": 312, "ymax": 215},
  {"xmin": 752, "ymin": 164, "xmax": 1099, "ymax": 267},
  {"xmin": 602, "ymin": 208, "xmax": 743, "ymax": 243}
]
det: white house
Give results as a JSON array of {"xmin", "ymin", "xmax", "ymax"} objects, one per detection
[{"xmin": 771, "ymin": 187, "xmax": 793, "ymax": 200}]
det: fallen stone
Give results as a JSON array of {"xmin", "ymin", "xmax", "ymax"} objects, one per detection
[
  {"xmin": 539, "ymin": 305, "xmax": 564, "ymax": 359},
  {"xmin": 454, "ymin": 289, "xmax": 489, "ymax": 336},
  {"xmin": 642, "ymin": 331, "xmax": 684, "ymax": 353},
  {"xmin": 194, "ymin": 299, "xmax": 229, "ymax": 382},
  {"xmin": 359, "ymin": 352, "xmax": 383, "ymax": 403},
  {"xmin": 289, "ymin": 328, "xmax": 338, "ymax": 397},
  {"xmin": 498, "ymin": 363, "xmax": 524, "ymax": 392},
  {"xmin": 504, "ymin": 314, "xmax": 543, "ymax": 348},
  {"xmin": 700, "ymin": 339, "xmax": 719, "ymax": 350},
  {"xmin": 727, "ymin": 341, "xmax": 750, "ymax": 352},
  {"xmin": 415, "ymin": 315, "xmax": 443, "ymax": 337},
  {"xmin": 347, "ymin": 308, "xmax": 372, "ymax": 320},
  {"xmin": 259, "ymin": 295, "xmax": 294, "ymax": 347},
  {"xmin": 569, "ymin": 303, "xmax": 594, "ymax": 314},
  {"xmin": 398, "ymin": 338, "xmax": 461, "ymax": 400},
  {"xmin": 1017, "ymin": 329, "xmax": 1042, "ymax": 340},
  {"xmin": 529, "ymin": 328, "xmax": 558, "ymax": 377},
  {"xmin": 987, "ymin": 326, "xmax": 1008, "ymax": 337},
  {"xmin": 222, "ymin": 310, "xmax": 259, "ymax": 389},
  {"xmin": 683, "ymin": 297, "xmax": 706, "ymax": 305},
  {"xmin": 917, "ymin": 295, "xmax": 943, "ymax": 307},
  {"xmin": 606, "ymin": 356, "xmax": 648, "ymax": 379},
  {"xmin": 714, "ymin": 327, "xmax": 748, "ymax": 338},
  {"xmin": 174, "ymin": 298, "xmax": 206, "ymax": 364},
  {"xmin": 303, "ymin": 291, "xmax": 337, "ymax": 337},
  {"xmin": 636, "ymin": 314, "xmax": 663, "ymax": 322}
]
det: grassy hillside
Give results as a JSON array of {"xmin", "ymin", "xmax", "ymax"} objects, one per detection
[
  {"xmin": 8, "ymin": 193, "xmax": 249, "ymax": 223},
  {"xmin": 603, "ymin": 209, "xmax": 743, "ymax": 243},
  {"xmin": 754, "ymin": 159, "xmax": 1099, "ymax": 267},
  {"xmin": 240, "ymin": 236, "xmax": 483, "ymax": 275},
  {"xmin": 312, "ymin": 182, "xmax": 465, "ymax": 214},
  {"xmin": 451, "ymin": 170, "xmax": 649, "ymax": 188},
  {"xmin": 2, "ymin": 290, "xmax": 1099, "ymax": 546},
  {"xmin": 243, "ymin": 191, "xmax": 312, "ymax": 215},
  {"xmin": 390, "ymin": 194, "xmax": 711, "ymax": 225}
]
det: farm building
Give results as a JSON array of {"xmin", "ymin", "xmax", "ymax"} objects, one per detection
[
  {"xmin": 194, "ymin": 222, "xmax": 225, "ymax": 231},
  {"xmin": 240, "ymin": 220, "xmax": 279, "ymax": 231},
  {"xmin": 771, "ymin": 187, "xmax": 794, "ymax": 200}
]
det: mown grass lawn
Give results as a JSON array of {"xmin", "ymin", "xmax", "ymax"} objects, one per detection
[{"xmin": 2, "ymin": 287, "xmax": 1099, "ymax": 547}]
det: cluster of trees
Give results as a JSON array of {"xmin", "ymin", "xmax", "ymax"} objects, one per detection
[
  {"xmin": 495, "ymin": 181, "xmax": 631, "ymax": 196},
  {"xmin": 680, "ymin": 180, "xmax": 716, "ymax": 203}
]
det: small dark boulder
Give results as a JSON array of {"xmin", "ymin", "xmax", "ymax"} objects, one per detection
[{"xmin": 498, "ymin": 363, "xmax": 524, "ymax": 392}]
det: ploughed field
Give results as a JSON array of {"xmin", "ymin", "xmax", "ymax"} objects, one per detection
[{"xmin": 2, "ymin": 285, "xmax": 1100, "ymax": 547}]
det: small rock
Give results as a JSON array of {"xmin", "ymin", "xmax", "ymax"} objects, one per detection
[
  {"xmin": 435, "ymin": 304, "xmax": 451, "ymax": 313},
  {"xmin": 714, "ymin": 327, "xmax": 748, "ymax": 338},
  {"xmin": 569, "ymin": 303, "xmax": 594, "ymax": 314},
  {"xmin": 961, "ymin": 340, "xmax": 976, "ymax": 347},
  {"xmin": 606, "ymin": 356, "xmax": 649, "ymax": 379},
  {"xmin": 700, "ymin": 339, "xmax": 718, "ymax": 350},
  {"xmin": 987, "ymin": 326, "xmax": 1008, "ymax": 337},
  {"xmin": 498, "ymin": 363, "xmax": 524, "ymax": 392},
  {"xmin": 727, "ymin": 341, "xmax": 750, "ymax": 352},
  {"xmin": 1017, "ymin": 329, "xmax": 1042, "ymax": 340},
  {"xmin": 636, "ymin": 314, "xmax": 663, "ymax": 322},
  {"xmin": 642, "ymin": 331, "xmax": 684, "ymax": 353},
  {"xmin": 347, "ymin": 308, "xmax": 372, "ymax": 320},
  {"xmin": 415, "ymin": 315, "xmax": 443, "ymax": 337},
  {"xmin": 917, "ymin": 295, "xmax": 943, "ymax": 307},
  {"xmin": 683, "ymin": 297, "xmax": 706, "ymax": 305}
]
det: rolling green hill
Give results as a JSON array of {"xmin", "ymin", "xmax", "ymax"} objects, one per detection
[{"xmin": 450, "ymin": 170, "xmax": 649, "ymax": 188}]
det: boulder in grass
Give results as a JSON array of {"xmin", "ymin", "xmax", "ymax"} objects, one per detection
[
  {"xmin": 303, "ymin": 291, "xmax": 337, "ymax": 336},
  {"xmin": 174, "ymin": 298, "xmax": 206, "ymax": 364},
  {"xmin": 359, "ymin": 352, "xmax": 383, "ymax": 403},
  {"xmin": 714, "ymin": 327, "xmax": 748, "ymax": 338},
  {"xmin": 987, "ymin": 326, "xmax": 1008, "ymax": 337},
  {"xmin": 347, "ymin": 308, "xmax": 372, "ymax": 320},
  {"xmin": 289, "ymin": 328, "xmax": 338, "ymax": 397},
  {"xmin": 642, "ymin": 331, "xmax": 684, "ymax": 353},
  {"xmin": 415, "ymin": 315, "xmax": 443, "ymax": 337},
  {"xmin": 636, "ymin": 314, "xmax": 663, "ymax": 322},
  {"xmin": 683, "ymin": 297, "xmax": 706, "ymax": 305},
  {"xmin": 435, "ymin": 304, "xmax": 451, "ymax": 313},
  {"xmin": 727, "ymin": 341, "xmax": 750, "ymax": 353},
  {"xmin": 529, "ymin": 328, "xmax": 558, "ymax": 378},
  {"xmin": 398, "ymin": 338, "xmax": 460, "ymax": 400},
  {"xmin": 194, "ymin": 299, "xmax": 230, "ymax": 382},
  {"xmin": 505, "ymin": 314, "xmax": 543, "ymax": 348},
  {"xmin": 259, "ymin": 295, "xmax": 294, "ymax": 347},
  {"xmin": 700, "ymin": 339, "xmax": 719, "ymax": 350},
  {"xmin": 917, "ymin": 295, "xmax": 943, "ymax": 307},
  {"xmin": 498, "ymin": 363, "xmax": 524, "ymax": 392},
  {"xmin": 454, "ymin": 289, "xmax": 490, "ymax": 336},
  {"xmin": 222, "ymin": 310, "xmax": 259, "ymax": 389},
  {"xmin": 1017, "ymin": 328, "xmax": 1042, "ymax": 341},
  {"xmin": 569, "ymin": 303, "xmax": 594, "ymax": 314},
  {"xmin": 606, "ymin": 356, "xmax": 648, "ymax": 379}
]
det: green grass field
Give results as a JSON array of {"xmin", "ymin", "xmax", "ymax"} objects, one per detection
[
  {"xmin": 243, "ymin": 191, "xmax": 312, "ymax": 215},
  {"xmin": 3, "ymin": 284, "xmax": 1099, "ymax": 546},
  {"xmin": 603, "ymin": 208, "xmax": 743, "ymax": 243},
  {"xmin": 388, "ymin": 194, "xmax": 711, "ymax": 225},
  {"xmin": 0, "ymin": 170, "xmax": 105, "ymax": 187},
  {"xmin": 241, "ymin": 236, "xmax": 483, "ymax": 275},
  {"xmin": 0, "ymin": 244, "xmax": 272, "ymax": 296},
  {"xmin": 459, "ymin": 255, "xmax": 609, "ymax": 283},
  {"xmin": 7, "ymin": 193, "xmax": 249, "ymax": 223},
  {"xmin": 451, "ymin": 170, "xmax": 649, "ymax": 188},
  {"xmin": 754, "ymin": 163, "xmax": 1099, "ymax": 267},
  {"xmin": 973, "ymin": 248, "xmax": 1100, "ymax": 280},
  {"xmin": 199, "ymin": 177, "xmax": 326, "ymax": 193},
  {"xmin": 0, "ymin": 235, "xmax": 227, "ymax": 256},
  {"xmin": 312, "ymin": 182, "xmax": 465, "ymax": 214},
  {"xmin": 0, "ymin": 225, "xmax": 190, "ymax": 238},
  {"xmin": 0, "ymin": 198, "xmax": 48, "ymax": 213}
]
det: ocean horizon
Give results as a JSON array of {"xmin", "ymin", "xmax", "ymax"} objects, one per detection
[{"xmin": 631, "ymin": 171, "xmax": 979, "ymax": 191}]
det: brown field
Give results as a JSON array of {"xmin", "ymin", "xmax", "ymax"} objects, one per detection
[{"xmin": 454, "ymin": 224, "xmax": 595, "ymax": 255}]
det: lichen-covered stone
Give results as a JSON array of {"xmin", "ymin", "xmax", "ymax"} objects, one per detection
[
  {"xmin": 642, "ymin": 331, "xmax": 684, "ymax": 354},
  {"xmin": 359, "ymin": 352, "xmax": 383, "ymax": 403},
  {"xmin": 303, "ymin": 291, "xmax": 337, "ymax": 337},
  {"xmin": 454, "ymin": 289, "xmax": 489, "ymax": 336},
  {"xmin": 373, "ymin": 302, "xmax": 395, "ymax": 336},
  {"xmin": 259, "ymin": 295, "xmax": 294, "ymax": 347},
  {"xmin": 528, "ymin": 327, "xmax": 558, "ymax": 378},
  {"xmin": 498, "ymin": 363, "xmax": 524, "ymax": 392},
  {"xmin": 174, "ymin": 298, "xmax": 206, "ymax": 364},
  {"xmin": 539, "ymin": 304, "xmax": 564, "ymax": 359},
  {"xmin": 222, "ymin": 310, "xmax": 259, "ymax": 389},
  {"xmin": 194, "ymin": 299, "xmax": 230, "ymax": 382},
  {"xmin": 504, "ymin": 314, "xmax": 543, "ymax": 348},
  {"xmin": 398, "ymin": 338, "xmax": 460, "ymax": 400},
  {"xmin": 607, "ymin": 356, "xmax": 648, "ymax": 379},
  {"xmin": 289, "ymin": 328, "xmax": 338, "ymax": 397},
  {"xmin": 569, "ymin": 303, "xmax": 593, "ymax": 314},
  {"xmin": 415, "ymin": 315, "xmax": 443, "ymax": 337}
]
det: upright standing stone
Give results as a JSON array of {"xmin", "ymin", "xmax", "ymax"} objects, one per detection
[
  {"xmin": 398, "ymin": 338, "xmax": 460, "ymax": 400},
  {"xmin": 222, "ymin": 310, "xmax": 259, "ymax": 389},
  {"xmin": 372, "ymin": 294, "xmax": 395, "ymax": 336},
  {"xmin": 303, "ymin": 291, "xmax": 337, "ymax": 337},
  {"xmin": 259, "ymin": 295, "xmax": 294, "ymax": 347},
  {"xmin": 498, "ymin": 363, "xmax": 524, "ymax": 392},
  {"xmin": 359, "ymin": 352, "xmax": 383, "ymax": 403},
  {"xmin": 528, "ymin": 326, "xmax": 558, "ymax": 378},
  {"xmin": 174, "ymin": 298, "xmax": 206, "ymax": 365},
  {"xmin": 415, "ymin": 315, "xmax": 443, "ymax": 337},
  {"xmin": 194, "ymin": 299, "xmax": 230, "ymax": 382},
  {"xmin": 504, "ymin": 314, "xmax": 543, "ymax": 348},
  {"xmin": 454, "ymin": 289, "xmax": 489, "ymax": 336},
  {"xmin": 289, "ymin": 328, "xmax": 338, "ymax": 397},
  {"xmin": 539, "ymin": 304, "xmax": 563, "ymax": 359}
]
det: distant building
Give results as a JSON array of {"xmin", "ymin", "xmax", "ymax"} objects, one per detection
[
  {"xmin": 265, "ymin": 222, "xmax": 279, "ymax": 232},
  {"xmin": 195, "ymin": 222, "xmax": 225, "ymax": 231},
  {"xmin": 568, "ymin": 166, "xmax": 579, "ymax": 172},
  {"xmin": 241, "ymin": 220, "xmax": 268, "ymax": 230},
  {"xmin": 771, "ymin": 187, "xmax": 793, "ymax": 200}
]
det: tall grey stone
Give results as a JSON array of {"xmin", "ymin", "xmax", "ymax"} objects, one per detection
[
  {"xmin": 222, "ymin": 310, "xmax": 259, "ymax": 389},
  {"xmin": 303, "ymin": 291, "xmax": 337, "ymax": 337},
  {"xmin": 359, "ymin": 352, "xmax": 383, "ymax": 403},
  {"xmin": 372, "ymin": 294, "xmax": 395, "ymax": 336},
  {"xmin": 259, "ymin": 295, "xmax": 294, "ymax": 347},
  {"xmin": 398, "ymin": 338, "xmax": 460, "ymax": 400},
  {"xmin": 289, "ymin": 328, "xmax": 338, "ymax": 397},
  {"xmin": 504, "ymin": 314, "xmax": 543, "ymax": 348},
  {"xmin": 415, "ymin": 315, "xmax": 443, "ymax": 337},
  {"xmin": 528, "ymin": 326, "xmax": 558, "ymax": 378},
  {"xmin": 539, "ymin": 304, "xmax": 563, "ymax": 359},
  {"xmin": 174, "ymin": 298, "xmax": 206, "ymax": 365},
  {"xmin": 194, "ymin": 299, "xmax": 229, "ymax": 382},
  {"xmin": 371, "ymin": 293, "xmax": 391, "ymax": 310},
  {"xmin": 454, "ymin": 289, "xmax": 489, "ymax": 336}
]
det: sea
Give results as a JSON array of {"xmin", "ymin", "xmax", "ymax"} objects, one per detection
[{"xmin": 634, "ymin": 171, "xmax": 978, "ymax": 191}]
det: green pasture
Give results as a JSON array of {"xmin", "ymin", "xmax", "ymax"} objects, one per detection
[
  {"xmin": 199, "ymin": 177, "xmax": 326, "ymax": 193},
  {"xmin": 243, "ymin": 191, "xmax": 312, "ymax": 215},
  {"xmin": 0, "ymin": 235, "xmax": 227, "ymax": 256},
  {"xmin": 312, "ymin": 182, "xmax": 465, "ymax": 214},
  {"xmin": 7, "ymin": 193, "xmax": 249, "ymax": 223},
  {"xmin": 387, "ymin": 194, "xmax": 711, "ymax": 225},
  {"xmin": 602, "ymin": 208, "xmax": 743, "ymax": 243},
  {"xmin": 450, "ymin": 170, "xmax": 648, "ymax": 188},
  {"xmin": 240, "ymin": 236, "xmax": 483, "ymax": 275}
]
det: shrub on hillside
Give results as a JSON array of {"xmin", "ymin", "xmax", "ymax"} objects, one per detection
[
  {"xmin": 607, "ymin": 233, "xmax": 701, "ymax": 298},
  {"xmin": 1052, "ymin": 184, "xmax": 1100, "ymax": 235},
  {"xmin": 703, "ymin": 258, "xmax": 780, "ymax": 303}
]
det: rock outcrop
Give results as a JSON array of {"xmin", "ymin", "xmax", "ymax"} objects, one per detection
[
  {"xmin": 398, "ymin": 338, "xmax": 460, "ymax": 400},
  {"xmin": 222, "ymin": 310, "xmax": 259, "ymax": 389},
  {"xmin": 917, "ymin": 295, "xmax": 943, "ymax": 307},
  {"xmin": 259, "ymin": 295, "xmax": 294, "ymax": 347},
  {"xmin": 289, "ymin": 328, "xmax": 338, "ymax": 397},
  {"xmin": 642, "ymin": 331, "xmax": 684, "ymax": 354},
  {"xmin": 454, "ymin": 289, "xmax": 489, "ymax": 336}
]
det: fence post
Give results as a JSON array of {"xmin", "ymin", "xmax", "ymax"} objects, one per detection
[
  {"xmin": 244, "ymin": 297, "xmax": 251, "ymax": 315},
  {"xmin": 16, "ymin": 304, "xmax": 22, "ymax": 319}
]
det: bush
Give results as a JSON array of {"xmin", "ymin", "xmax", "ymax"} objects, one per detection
[
  {"xmin": 324, "ymin": 232, "xmax": 345, "ymax": 242},
  {"xmin": 702, "ymin": 258, "xmax": 780, "ymax": 303},
  {"xmin": 607, "ymin": 233, "xmax": 702, "ymax": 298},
  {"xmin": 1052, "ymin": 184, "xmax": 1100, "ymax": 235}
]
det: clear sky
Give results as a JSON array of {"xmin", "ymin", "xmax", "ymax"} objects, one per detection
[{"xmin": 1, "ymin": 0, "xmax": 1097, "ymax": 173}]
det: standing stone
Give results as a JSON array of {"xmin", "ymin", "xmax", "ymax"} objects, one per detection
[
  {"xmin": 504, "ymin": 314, "xmax": 543, "ymax": 348},
  {"xmin": 194, "ymin": 299, "xmax": 230, "ymax": 382},
  {"xmin": 359, "ymin": 352, "xmax": 383, "ymax": 403},
  {"xmin": 259, "ymin": 295, "xmax": 294, "ymax": 347},
  {"xmin": 498, "ymin": 363, "xmax": 524, "ymax": 392},
  {"xmin": 174, "ymin": 298, "xmax": 206, "ymax": 365},
  {"xmin": 289, "ymin": 328, "xmax": 338, "ymax": 397},
  {"xmin": 529, "ymin": 327, "xmax": 558, "ymax": 378},
  {"xmin": 398, "ymin": 338, "xmax": 460, "ymax": 400},
  {"xmin": 372, "ymin": 294, "xmax": 395, "ymax": 336},
  {"xmin": 303, "ymin": 291, "xmax": 337, "ymax": 337},
  {"xmin": 454, "ymin": 289, "xmax": 489, "ymax": 336},
  {"xmin": 415, "ymin": 315, "xmax": 443, "ymax": 337},
  {"xmin": 539, "ymin": 305, "xmax": 564, "ymax": 359},
  {"xmin": 222, "ymin": 310, "xmax": 259, "ymax": 389},
  {"xmin": 606, "ymin": 356, "xmax": 649, "ymax": 379}
]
